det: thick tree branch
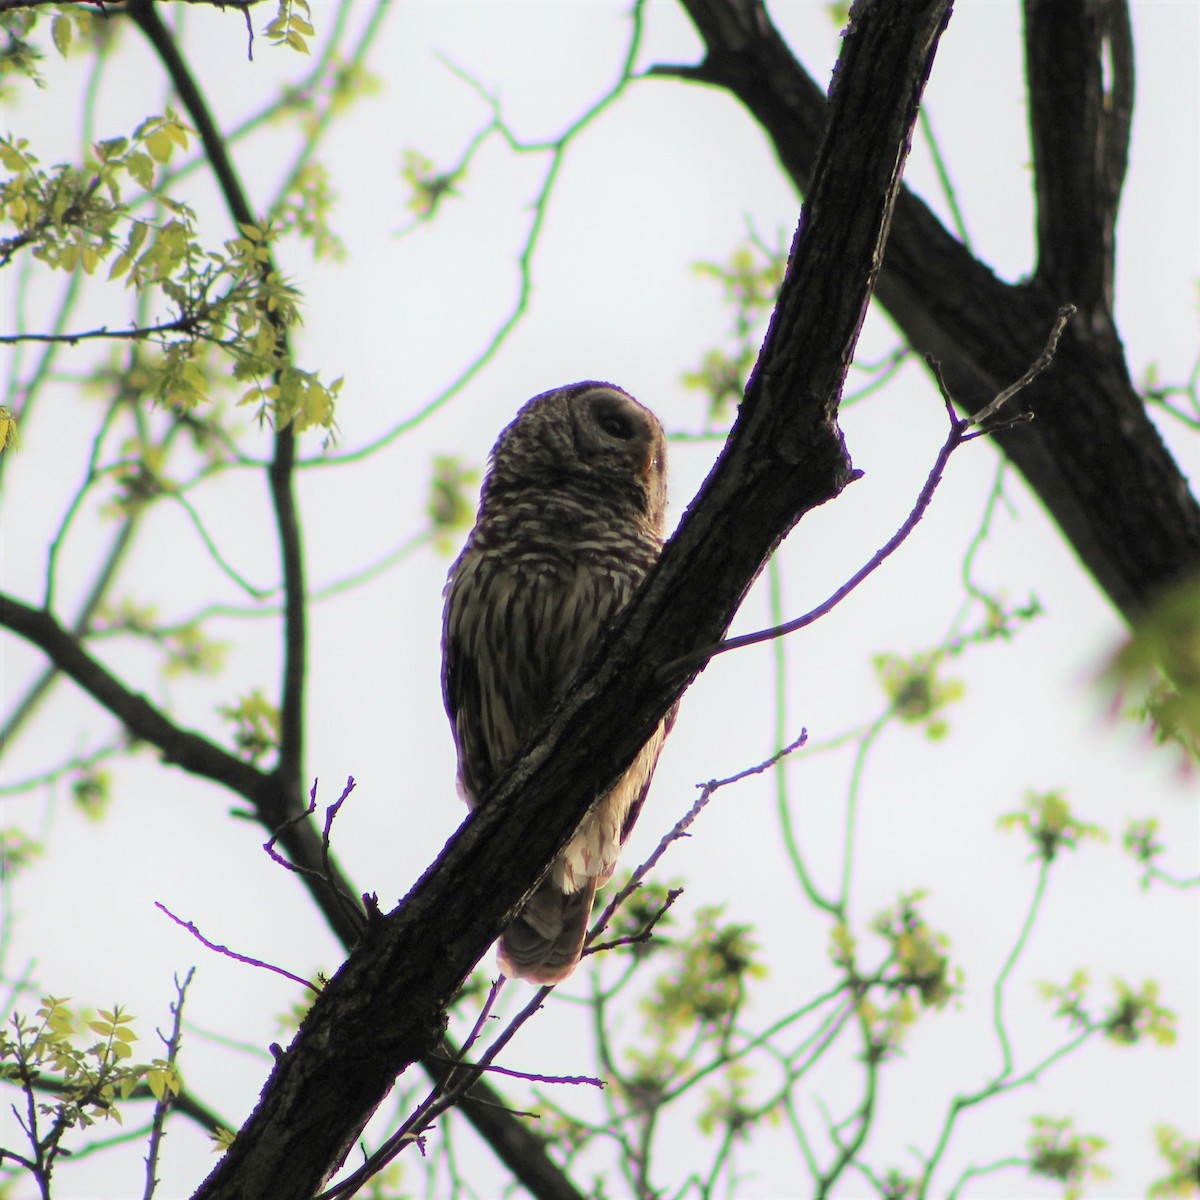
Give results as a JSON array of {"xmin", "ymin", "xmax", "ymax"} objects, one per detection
[
  {"xmin": 0, "ymin": 592, "xmax": 267, "ymax": 802},
  {"xmin": 668, "ymin": 0, "xmax": 1200, "ymax": 622},
  {"xmin": 189, "ymin": 2, "xmax": 953, "ymax": 1196},
  {"xmin": 0, "ymin": 591, "xmax": 361, "ymax": 941},
  {"xmin": 1024, "ymin": 0, "xmax": 1134, "ymax": 312},
  {"xmin": 114, "ymin": 8, "xmax": 603, "ymax": 1197},
  {"xmin": 0, "ymin": 587, "xmax": 585, "ymax": 1200}
]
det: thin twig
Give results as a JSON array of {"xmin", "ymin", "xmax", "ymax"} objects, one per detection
[
  {"xmin": 0, "ymin": 315, "xmax": 204, "ymax": 346},
  {"xmin": 658, "ymin": 307, "xmax": 1076, "ymax": 679},
  {"xmin": 458, "ymin": 977, "xmax": 504, "ymax": 1059},
  {"xmin": 424, "ymin": 1054, "xmax": 604, "ymax": 1090},
  {"xmin": 154, "ymin": 902, "xmax": 319, "ymax": 994},
  {"xmin": 262, "ymin": 778, "xmax": 367, "ymax": 936},
  {"xmin": 968, "ymin": 304, "xmax": 1075, "ymax": 427},
  {"xmin": 583, "ymin": 886, "xmax": 683, "ymax": 958},
  {"xmin": 142, "ymin": 967, "xmax": 196, "ymax": 1200}
]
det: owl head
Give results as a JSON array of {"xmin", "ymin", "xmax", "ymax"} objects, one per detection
[{"xmin": 482, "ymin": 382, "xmax": 667, "ymax": 529}]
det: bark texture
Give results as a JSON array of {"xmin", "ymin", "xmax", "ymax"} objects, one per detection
[
  {"xmin": 670, "ymin": 0, "xmax": 1200, "ymax": 622},
  {"xmin": 188, "ymin": 2, "xmax": 953, "ymax": 1195}
]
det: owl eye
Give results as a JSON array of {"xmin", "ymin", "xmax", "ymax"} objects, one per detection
[{"xmin": 599, "ymin": 412, "xmax": 635, "ymax": 440}]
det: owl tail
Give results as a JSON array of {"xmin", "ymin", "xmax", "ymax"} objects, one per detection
[{"xmin": 499, "ymin": 876, "xmax": 598, "ymax": 985}]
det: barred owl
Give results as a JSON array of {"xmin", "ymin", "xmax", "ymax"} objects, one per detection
[{"xmin": 441, "ymin": 382, "xmax": 670, "ymax": 984}]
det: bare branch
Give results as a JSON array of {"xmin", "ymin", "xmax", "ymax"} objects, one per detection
[
  {"xmin": 671, "ymin": 0, "xmax": 1200, "ymax": 621},
  {"xmin": 142, "ymin": 967, "xmax": 196, "ymax": 1200},
  {"xmin": 660, "ymin": 306, "xmax": 1071, "ymax": 674},
  {"xmin": 968, "ymin": 305, "xmax": 1076, "ymax": 427},
  {"xmin": 154, "ymin": 903, "xmax": 319, "ymax": 994},
  {"xmin": 0, "ymin": 591, "xmax": 266, "ymax": 800},
  {"xmin": 190, "ymin": 3, "xmax": 954, "ymax": 1194},
  {"xmin": 1025, "ymin": 0, "xmax": 1135, "ymax": 311},
  {"xmin": 0, "ymin": 315, "xmax": 203, "ymax": 346}
]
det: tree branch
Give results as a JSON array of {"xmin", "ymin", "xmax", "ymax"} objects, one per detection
[
  {"xmin": 0, "ymin": 583, "xmax": 588, "ymax": 1200},
  {"xmin": 0, "ymin": 11, "xmax": 607, "ymax": 1197},
  {"xmin": 0, "ymin": 592, "xmax": 266, "ymax": 801},
  {"xmin": 667, "ymin": 0, "xmax": 1200, "ymax": 622},
  {"xmin": 0, "ymin": 315, "xmax": 203, "ymax": 345},
  {"xmin": 189, "ymin": 2, "xmax": 953, "ymax": 1195},
  {"xmin": 127, "ymin": 0, "xmax": 308, "ymax": 794},
  {"xmin": 1024, "ymin": 0, "xmax": 1134, "ymax": 312}
]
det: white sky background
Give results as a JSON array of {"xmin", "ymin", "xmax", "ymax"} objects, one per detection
[{"xmin": 1, "ymin": 2, "xmax": 1198, "ymax": 1198}]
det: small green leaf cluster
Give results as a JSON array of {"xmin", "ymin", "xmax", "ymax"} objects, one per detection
[
  {"xmin": 2, "ymin": 120, "xmax": 343, "ymax": 433},
  {"xmin": 162, "ymin": 622, "xmax": 227, "ymax": 678},
  {"xmin": 1124, "ymin": 818, "xmax": 1166, "ymax": 876},
  {"xmin": 0, "ymin": 404, "xmax": 16, "ymax": 451},
  {"xmin": 1102, "ymin": 575, "xmax": 1200, "ymax": 763},
  {"xmin": 0, "ymin": 998, "xmax": 181, "ymax": 1191},
  {"xmin": 856, "ymin": 892, "xmax": 959, "ymax": 1059},
  {"xmin": 265, "ymin": 0, "xmax": 316, "ymax": 55},
  {"xmin": 877, "ymin": 1167, "xmax": 919, "ymax": 1198},
  {"xmin": 824, "ymin": 3, "xmax": 853, "ymax": 30},
  {"xmin": 218, "ymin": 689, "xmax": 282, "ymax": 763},
  {"xmin": 1148, "ymin": 1125, "xmax": 1200, "ymax": 1198},
  {"xmin": 49, "ymin": 7, "xmax": 95, "ymax": 60},
  {"xmin": 103, "ymin": 441, "xmax": 175, "ymax": 516},
  {"xmin": 427, "ymin": 455, "xmax": 480, "ymax": 550},
  {"xmin": 640, "ymin": 905, "xmax": 765, "ymax": 1035},
  {"xmin": 997, "ymin": 790, "xmax": 1108, "ymax": 862},
  {"xmin": 0, "ymin": 827, "xmax": 42, "ymax": 877},
  {"xmin": 210, "ymin": 1125, "xmax": 236, "ymax": 1153},
  {"xmin": 0, "ymin": 9, "xmax": 44, "ymax": 92},
  {"xmin": 1104, "ymin": 979, "xmax": 1177, "ymax": 1047},
  {"xmin": 1027, "ymin": 1115, "xmax": 1110, "ymax": 1199},
  {"xmin": 873, "ymin": 651, "xmax": 964, "ymax": 739},
  {"xmin": 1037, "ymin": 970, "xmax": 1178, "ymax": 1046},
  {"xmin": 214, "ymin": 221, "xmax": 343, "ymax": 433},
  {"xmin": 399, "ymin": 150, "xmax": 462, "ymax": 220},
  {"xmin": 1121, "ymin": 817, "xmax": 1199, "ymax": 890},
  {"xmin": 71, "ymin": 764, "xmax": 111, "ymax": 821},
  {"xmin": 1, "ymin": 5, "xmax": 99, "ymax": 93},
  {"xmin": 273, "ymin": 162, "xmax": 346, "ymax": 261},
  {"xmin": 682, "ymin": 241, "xmax": 785, "ymax": 419},
  {"xmin": 620, "ymin": 905, "xmax": 764, "ymax": 1117},
  {"xmin": 95, "ymin": 599, "xmax": 228, "ymax": 680},
  {"xmin": 1, "ymin": 114, "xmax": 189, "ymax": 275}
]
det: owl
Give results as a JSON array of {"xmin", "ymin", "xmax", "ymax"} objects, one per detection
[{"xmin": 441, "ymin": 382, "xmax": 670, "ymax": 984}]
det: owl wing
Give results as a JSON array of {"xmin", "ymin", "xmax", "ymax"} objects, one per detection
[
  {"xmin": 616, "ymin": 698, "xmax": 679, "ymax": 847},
  {"xmin": 443, "ymin": 549, "xmax": 632, "ymax": 807},
  {"xmin": 443, "ymin": 546, "xmax": 663, "ymax": 984}
]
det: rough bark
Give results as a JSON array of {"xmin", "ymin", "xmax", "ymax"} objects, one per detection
[
  {"xmin": 669, "ymin": 0, "xmax": 1200, "ymax": 622},
  {"xmin": 0, "ymin": 593, "xmax": 585, "ymax": 1200},
  {"xmin": 187, "ymin": 1, "xmax": 953, "ymax": 1195}
]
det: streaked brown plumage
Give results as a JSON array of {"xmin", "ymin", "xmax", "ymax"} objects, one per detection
[{"xmin": 441, "ymin": 382, "xmax": 670, "ymax": 983}]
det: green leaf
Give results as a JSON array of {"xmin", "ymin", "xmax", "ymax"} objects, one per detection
[
  {"xmin": 0, "ymin": 141, "xmax": 27, "ymax": 172},
  {"xmin": 0, "ymin": 406, "xmax": 19, "ymax": 452},
  {"xmin": 95, "ymin": 136, "xmax": 128, "ymax": 162},
  {"xmin": 145, "ymin": 128, "xmax": 174, "ymax": 164},
  {"xmin": 51, "ymin": 14, "xmax": 72, "ymax": 56},
  {"xmin": 126, "ymin": 151, "xmax": 154, "ymax": 190}
]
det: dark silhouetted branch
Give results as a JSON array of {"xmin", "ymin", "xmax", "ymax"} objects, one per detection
[{"xmin": 189, "ymin": 2, "xmax": 953, "ymax": 1195}]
